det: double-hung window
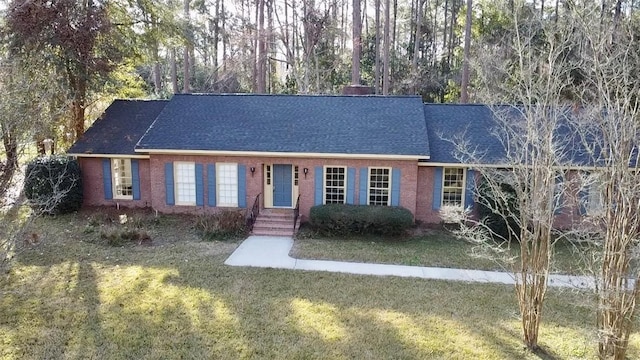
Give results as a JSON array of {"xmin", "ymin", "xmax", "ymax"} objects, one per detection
[
  {"xmin": 175, "ymin": 162, "xmax": 196, "ymax": 205},
  {"xmin": 324, "ymin": 166, "xmax": 346, "ymax": 204},
  {"xmin": 442, "ymin": 167, "xmax": 465, "ymax": 207},
  {"xmin": 217, "ymin": 163, "xmax": 238, "ymax": 207},
  {"xmin": 112, "ymin": 159, "xmax": 133, "ymax": 200},
  {"xmin": 587, "ymin": 173, "xmax": 605, "ymax": 216},
  {"xmin": 368, "ymin": 167, "xmax": 391, "ymax": 206}
]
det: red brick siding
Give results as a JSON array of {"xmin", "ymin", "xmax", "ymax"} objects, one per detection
[
  {"xmin": 78, "ymin": 155, "xmax": 588, "ymax": 228},
  {"xmin": 78, "ymin": 157, "xmax": 151, "ymax": 208},
  {"xmin": 147, "ymin": 154, "xmax": 419, "ymax": 219}
]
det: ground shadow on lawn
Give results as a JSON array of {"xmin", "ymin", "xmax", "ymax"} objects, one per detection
[{"xmin": 5, "ymin": 211, "xmax": 635, "ymax": 359}]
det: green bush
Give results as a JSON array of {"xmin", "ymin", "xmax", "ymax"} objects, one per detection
[
  {"xmin": 477, "ymin": 180, "xmax": 521, "ymax": 242},
  {"xmin": 23, "ymin": 155, "xmax": 83, "ymax": 215},
  {"xmin": 309, "ymin": 204, "xmax": 413, "ymax": 237},
  {"xmin": 194, "ymin": 210, "xmax": 248, "ymax": 240}
]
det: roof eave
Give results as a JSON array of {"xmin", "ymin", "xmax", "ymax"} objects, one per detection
[
  {"xmin": 67, "ymin": 153, "xmax": 150, "ymax": 159},
  {"xmin": 135, "ymin": 148, "xmax": 430, "ymax": 161}
]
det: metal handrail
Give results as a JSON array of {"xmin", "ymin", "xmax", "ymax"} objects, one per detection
[
  {"xmin": 293, "ymin": 194, "xmax": 301, "ymax": 230},
  {"xmin": 247, "ymin": 193, "xmax": 261, "ymax": 231}
]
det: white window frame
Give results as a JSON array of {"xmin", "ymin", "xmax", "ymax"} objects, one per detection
[
  {"xmin": 442, "ymin": 167, "xmax": 466, "ymax": 208},
  {"xmin": 323, "ymin": 166, "xmax": 347, "ymax": 204},
  {"xmin": 368, "ymin": 167, "xmax": 392, "ymax": 206},
  {"xmin": 586, "ymin": 173, "xmax": 606, "ymax": 216},
  {"xmin": 174, "ymin": 161, "xmax": 196, "ymax": 206},
  {"xmin": 112, "ymin": 158, "xmax": 133, "ymax": 200},
  {"xmin": 216, "ymin": 163, "xmax": 238, "ymax": 207}
]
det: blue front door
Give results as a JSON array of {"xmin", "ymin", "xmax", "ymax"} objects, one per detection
[{"xmin": 273, "ymin": 164, "xmax": 293, "ymax": 207}]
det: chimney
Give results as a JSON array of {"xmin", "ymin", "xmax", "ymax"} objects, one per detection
[{"xmin": 342, "ymin": 84, "xmax": 374, "ymax": 96}]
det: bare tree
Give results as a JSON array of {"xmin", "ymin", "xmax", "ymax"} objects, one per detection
[
  {"xmin": 570, "ymin": 9, "xmax": 640, "ymax": 358},
  {"xmin": 449, "ymin": 8, "xmax": 578, "ymax": 350},
  {"xmin": 2, "ymin": 157, "xmax": 81, "ymax": 272}
]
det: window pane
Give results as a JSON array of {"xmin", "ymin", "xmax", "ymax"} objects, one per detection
[
  {"xmin": 112, "ymin": 159, "xmax": 133, "ymax": 199},
  {"xmin": 175, "ymin": 162, "xmax": 196, "ymax": 204},
  {"xmin": 324, "ymin": 167, "xmax": 346, "ymax": 204},
  {"xmin": 442, "ymin": 168, "xmax": 464, "ymax": 207},
  {"xmin": 217, "ymin": 163, "xmax": 238, "ymax": 206},
  {"xmin": 368, "ymin": 168, "xmax": 390, "ymax": 206}
]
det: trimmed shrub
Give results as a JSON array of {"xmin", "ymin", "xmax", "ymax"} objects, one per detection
[
  {"xmin": 309, "ymin": 204, "xmax": 413, "ymax": 237},
  {"xmin": 195, "ymin": 210, "xmax": 248, "ymax": 240},
  {"xmin": 477, "ymin": 180, "xmax": 521, "ymax": 242},
  {"xmin": 23, "ymin": 155, "xmax": 82, "ymax": 214}
]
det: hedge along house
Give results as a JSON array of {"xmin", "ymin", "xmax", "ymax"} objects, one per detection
[{"xmin": 69, "ymin": 94, "xmax": 437, "ymax": 235}]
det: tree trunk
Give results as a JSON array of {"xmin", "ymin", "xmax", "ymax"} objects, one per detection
[
  {"xmin": 392, "ymin": 0, "xmax": 398, "ymax": 52},
  {"xmin": 212, "ymin": 0, "xmax": 220, "ymax": 89},
  {"xmin": 183, "ymin": 0, "xmax": 191, "ymax": 93},
  {"xmin": 460, "ymin": 0, "xmax": 472, "ymax": 103},
  {"xmin": 222, "ymin": 0, "xmax": 227, "ymax": 73},
  {"xmin": 412, "ymin": 0, "xmax": 423, "ymax": 94},
  {"xmin": 352, "ymin": 0, "xmax": 361, "ymax": 85},
  {"xmin": 382, "ymin": 0, "xmax": 391, "ymax": 94},
  {"xmin": 171, "ymin": 48, "xmax": 178, "ymax": 94},
  {"xmin": 375, "ymin": 0, "xmax": 381, "ymax": 93},
  {"xmin": 153, "ymin": 62, "xmax": 162, "ymax": 96},
  {"xmin": 256, "ymin": 0, "xmax": 266, "ymax": 93}
]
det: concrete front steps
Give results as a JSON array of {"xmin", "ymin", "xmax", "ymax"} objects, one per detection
[{"xmin": 251, "ymin": 208, "xmax": 298, "ymax": 237}]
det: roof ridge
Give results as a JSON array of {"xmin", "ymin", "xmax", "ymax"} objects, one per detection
[
  {"xmin": 171, "ymin": 93, "xmax": 422, "ymax": 99},
  {"xmin": 113, "ymin": 98, "xmax": 170, "ymax": 102}
]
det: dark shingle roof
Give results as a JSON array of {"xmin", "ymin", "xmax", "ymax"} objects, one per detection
[
  {"xmin": 136, "ymin": 94, "xmax": 430, "ymax": 157},
  {"xmin": 424, "ymin": 104, "xmax": 505, "ymax": 164},
  {"xmin": 424, "ymin": 103, "xmax": 601, "ymax": 166},
  {"xmin": 68, "ymin": 99, "xmax": 168, "ymax": 155}
]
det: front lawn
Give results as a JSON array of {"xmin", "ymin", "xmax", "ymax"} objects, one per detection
[
  {"xmin": 293, "ymin": 228, "xmax": 589, "ymax": 275},
  {"xmin": 0, "ymin": 210, "xmax": 636, "ymax": 359}
]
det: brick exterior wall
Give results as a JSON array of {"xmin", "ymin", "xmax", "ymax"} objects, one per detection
[
  {"xmin": 78, "ymin": 157, "xmax": 152, "ymax": 208},
  {"xmin": 146, "ymin": 154, "xmax": 420, "ymax": 220},
  {"xmin": 78, "ymin": 155, "xmax": 588, "ymax": 228},
  {"xmin": 415, "ymin": 166, "xmax": 440, "ymax": 224}
]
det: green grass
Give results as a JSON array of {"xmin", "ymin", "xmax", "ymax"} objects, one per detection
[
  {"xmin": 293, "ymin": 228, "xmax": 590, "ymax": 275},
  {"xmin": 1, "ymin": 210, "xmax": 638, "ymax": 359}
]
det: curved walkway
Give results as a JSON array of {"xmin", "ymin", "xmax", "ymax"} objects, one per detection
[{"xmin": 224, "ymin": 236, "xmax": 595, "ymax": 289}]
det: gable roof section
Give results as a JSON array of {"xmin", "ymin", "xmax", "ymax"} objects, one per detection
[
  {"xmin": 424, "ymin": 104, "xmax": 505, "ymax": 164},
  {"xmin": 68, "ymin": 99, "xmax": 169, "ymax": 156},
  {"xmin": 424, "ymin": 103, "xmax": 602, "ymax": 167},
  {"xmin": 135, "ymin": 94, "xmax": 430, "ymax": 159}
]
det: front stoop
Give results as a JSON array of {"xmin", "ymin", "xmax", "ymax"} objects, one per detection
[{"xmin": 252, "ymin": 209, "xmax": 298, "ymax": 237}]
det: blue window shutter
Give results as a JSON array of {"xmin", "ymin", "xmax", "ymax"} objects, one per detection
[
  {"xmin": 432, "ymin": 167, "xmax": 443, "ymax": 210},
  {"xmin": 391, "ymin": 168, "xmax": 401, "ymax": 206},
  {"xmin": 237, "ymin": 165, "xmax": 247, "ymax": 208},
  {"xmin": 102, "ymin": 159, "xmax": 113, "ymax": 200},
  {"xmin": 359, "ymin": 167, "xmax": 368, "ymax": 205},
  {"xmin": 165, "ymin": 163, "xmax": 175, "ymax": 206},
  {"xmin": 131, "ymin": 159, "xmax": 141, "ymax": 200},
  {"xmin": 579, "ymin": 186, "xmax": 589, "ymax": 215},
  {"xmin": 195, "ymin": 164, "xmax": 204, "ymax": 206},
  {"xmin": 314, "ymin": 166, "xmax": 323, "ymax": 205},
  {"xmin": 464, "ymin": 169, "xmax": 475, "ymax": 209},
  {"xmin": 207, "ymin": 164, "xmax": 216, "ymax": 207},
  {"xmin": 347, "ymin": 168, "xmax": 356, "ymax": 204}
]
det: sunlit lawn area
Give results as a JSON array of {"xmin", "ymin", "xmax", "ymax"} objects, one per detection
[
  {"xmin": 1, "ymin": 210, "xmax": 638, "ymax": 359},
  {"xmin": 293, "ymin": 227, "xmax": 588, "ymax": 275}
]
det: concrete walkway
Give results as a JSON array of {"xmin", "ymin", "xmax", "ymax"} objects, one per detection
[{"xmin": 224, "ymin": 236, "xmax": 595, "ymax": 289}]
